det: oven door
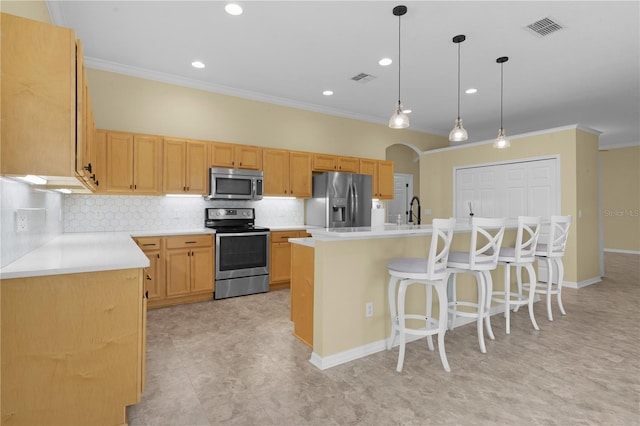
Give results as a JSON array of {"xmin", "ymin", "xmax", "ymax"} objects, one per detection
[{"xmin": 215, "ymin": 232, "xmax": 270, "ymax": 280}]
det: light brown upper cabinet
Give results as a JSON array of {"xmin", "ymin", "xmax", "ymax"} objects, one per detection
[
  {"xmin": 211, "ymin": 142, "xmax": 262, "ymax": 170},
  {"xmin": 1, "ymin": 13, "xmax": 93, "ymax": 191},
  {"xmin": 263, "ymin": 149, "xmax": 312, "ymax": 198},
  {"xmin": 163, "ymin": 138, "xmax": 209, "ymax": 195},
  {"xmin": 104, "ymin": 131, "xmax": 163, "ymax": 194},
  {"xmin": 359, "ymin": 159, "xmax": 394, "ymax": 199},
  {"xmin": 312, "ymin": 154, "xmax": 360, "ymax": 173}
]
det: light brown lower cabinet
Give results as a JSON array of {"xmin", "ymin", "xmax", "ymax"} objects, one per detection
[
  {"xmin": 1, "ymin": 268, "xmax": 146, "ymax": 425},
  {"xmin": 290, "ymin": 243, "xmax": 315, "ymax": 347},
  {"xmin": 270, "ymin": 230, "xmax": 311, "ymax": 290},
  {"xmin": 136, "ymin": 234, "xmax": 214, "ymax": 309}
]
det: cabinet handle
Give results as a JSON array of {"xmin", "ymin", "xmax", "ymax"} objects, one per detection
[
  {"xmin": 156, "ymin": 253, "xmax": 160, "ymax": 259},
  {"xmin": 186, "ymin": 186, "xmax": 189, "ymax": 191},
  {"xmin": 84, "ymin": 163, "xmax": 92, "ymax": 173},
  {"xmin": 145, "ymin": 291, "xmax": 149, "ymax": 299},
  {"xmin": 96, "ymin": 180, "xmax": 99, "ymax": 186},
  {"xmin": 146, "ymin": 274, "xmax": 152, "ymax": 280},
  {"xmin": 130, "ymin": 184, "xmax": 133, "ymax": 190},
  {"xmin": 142, "ymin": 243, "xmax": 156, "ymax": 247},
  {"xmin": 185, "ymin": 241, "xmax": 196, "ymax": 244}
]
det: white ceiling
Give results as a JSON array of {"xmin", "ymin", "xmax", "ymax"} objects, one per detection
[{"xmin": 48, "ymin": 1, "xmax": 639, "ymax": 148}]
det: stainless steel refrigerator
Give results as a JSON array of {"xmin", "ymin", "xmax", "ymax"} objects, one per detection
[{"xmin": 305, "ymin": 172, "xmax": 372, "ymax": 228}]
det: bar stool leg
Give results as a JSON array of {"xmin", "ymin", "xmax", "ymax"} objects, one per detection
[
  {"xmin": 436, "ymin": 280, "xmax": 451, "ymax": 372},
  {"xmin": 425, "ymin": 282, "xmax": 434, "ymax": 352},
  {"xmin": 396, "ymin": 281, "xmax": 408, "ymax": 372},
  {"xmin": 544, "ymin": 258, "xmax": 554, "ymax": 321},
  {"xmin": 475, "ymin": 271, "xmax": 487, "ymax": 354},
  {"xmin": 387, "ymin": 276, "xmax": 399, "ymax": 350},
  {"xmin": 482, "ymin": 271, "xmax": 496, "ymax": 341},
  {"xmin": 555, "ymin": 258, "xmax": 567, "ymax": 316},
  {"xmin": 524, "ymin": 263, "xmax": 540, "ymax": 331},
  {"xmin": 504, "ymin": 264, "xmax": 512, "ymax": 334}
]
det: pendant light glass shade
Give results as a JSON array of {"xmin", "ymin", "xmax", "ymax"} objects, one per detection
[
  {"xmin": 389, "ymin": 101, "xmax": 410, "ymax": 129},
  {"xmin": 449, "ymin": 35, "xmax": 468, "ymax": 142},
  {"xmin": 449, "ymin": 118, "xmax": 468, "ymax": 141},
  {"xmin": 494, "ymin": 56, "xmax": 510, "ymax": 149},
  {"xmin": 493, "ymin": 128, "xmax": 510, "ymax": 148},
  {"xmin": 389, "ymin": 5, "xmax": 408, "ymax": 129}
]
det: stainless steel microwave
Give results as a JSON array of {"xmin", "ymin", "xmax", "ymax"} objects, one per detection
[{"xmin": 208, "ymin": 167, "xmax": 264, "ymax": 200}]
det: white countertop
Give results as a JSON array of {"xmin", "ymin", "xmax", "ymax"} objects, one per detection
[
  {"xmin": 0, "ymin": 228, "xmax": 217, "ymax": 280},
  {"xmin": 305, "ymin": 218, "xmax": 518, "ymax": 241},
  {"xmin": 0, "ymin": 232, "xmax": 150, "ymax": 279}
]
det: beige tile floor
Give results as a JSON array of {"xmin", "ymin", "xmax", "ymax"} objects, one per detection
[{"xmin": 128, "ymin": 252, "xmax": 639, "ymax": 425}]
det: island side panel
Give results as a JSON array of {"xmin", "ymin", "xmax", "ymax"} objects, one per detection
[
  {"xmin": 313, "ymin": 236, "xmax": 429, "ymax": 358},
  {"xmin": 1, "ymin": 268, "xmax": 143, "ymax": 425}
]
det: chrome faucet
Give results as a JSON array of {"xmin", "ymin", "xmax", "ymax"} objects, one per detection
[{"xmin": 408, "ymin": 196, "xmax": 421, "ymax": 225}]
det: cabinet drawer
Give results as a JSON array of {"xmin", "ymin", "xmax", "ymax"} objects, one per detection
[
  {"xmin": 136, "ymin": 237, "xmax": 161, "ymax": 251},
  {"xmin": 271, "ymin": 231, "xmax": 301, "ymax": 243},
  {"xmin": 165, "ymin": 234, "xmax": 212, "ymax": 249}
]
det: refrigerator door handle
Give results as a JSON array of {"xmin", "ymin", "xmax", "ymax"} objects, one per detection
[{"xmin": 351, "ymin": 182, "xmax": 358, "ymax": 224}]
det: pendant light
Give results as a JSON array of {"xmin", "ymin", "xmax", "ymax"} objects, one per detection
[
  {"xmin": 449, "ymin": 35, "xmax": 468, "ymax": 142},
  {"xmin": 493, "ymin": 56, "xmax": 511, "ymax": 149},
  {"xmin": 389, "ymin": 5, "xmax": 409, "ymax": 129}
]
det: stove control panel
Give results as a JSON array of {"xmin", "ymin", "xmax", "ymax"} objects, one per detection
[{"xmin": 206, "ymin": 207, "xmax": 255, "ymax": 221}]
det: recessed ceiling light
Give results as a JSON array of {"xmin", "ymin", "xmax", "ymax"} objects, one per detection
[
  {"xmin": 465, "ymin": 88, "xmax": 478, "ymax": 94},
  {"xmin": 379, "ymin": 58, "xmax": 392, "ymax": 66},
  {"xmin": 322, "ymin": 90, "xmax": 333, "ymax": 96},
  {"xmin": 225, "ymin": 3, "xmax": 243, "ymax": 16},
  {"xmin": 191, "ymin": 61, "xmax": 205, "ymax": 69},
  {"xmin": 403, "ymin": 109, "xmax": 412, "ymax": 114}
]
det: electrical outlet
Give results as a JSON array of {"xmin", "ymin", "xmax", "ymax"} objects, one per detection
[
  {"xmin": 365, "ymin": 302, "xmax": 374, "ymax": 318},
  {"xmin": 16, "ymin": 213, "xmax": 28, "ymax": 232}
]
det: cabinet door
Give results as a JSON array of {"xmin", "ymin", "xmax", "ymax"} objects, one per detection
[
  {"xmin": 337, "ymin": 156, "xmax": 359, "ymax": 173},
  {"xmin": 185, "ymin": 141, "xmax": 208, "ymax": 194},
  {"xmin": 190, "ymin": 246, "xmax": 214, "ymax": 293},
  {"xmin": 1, "ymin": 13, "xmax": 76, "ymax": 178},
  {"xmin": 236, "ymin": 145, "xmax": 262, "ymax": 170},
  {"xmin": 313, "ymin": 154, "xmax": 337, "ymax": 171},
  {"xmin": 143, "ymin": 250, "xmax": 164, "ymax": 301},
  {"xmin": 270, "ymin": 242, "xmax": 292, "ymax": 284},
  {"xmin": 378, "ymin": 160, "xmax": 395, "ymax": 200},
  {"xmin": 211, "ymin": 142, "xmax": 235, "ymax": 168},
  {"xmin": 263, "ymin": 149, "xmax": 290, "ymax": 195},
  {"xmin": 289, "ymin": 151, "xmax": 312, "ymax": 198},
  {"xmin": 105, "ymin": 132, "xmax": 134, "ymax": 193},
  {"xmin": 165, "ymin": 249, "xmax": 191, "ymax": 297},
  {"xmin": 163, "ymin": 138, "xmax": 186, "ymax": 193},
  {"xmin": 359, "ymin": 159, "xmax": 378, "ymax": 197},
  {"xmin": 133, "ymin": 135, "xmax": 162, "ymax": 194}
]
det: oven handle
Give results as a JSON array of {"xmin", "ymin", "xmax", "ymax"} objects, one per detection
[{"xmin": 216, "ymin": 231, "xmax": 270, "ymax": 238}]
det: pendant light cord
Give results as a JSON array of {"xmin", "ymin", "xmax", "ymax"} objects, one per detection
[
  {"xmin": 500, "ymin": 62, "xmax": 504, "ymax": 129},
  {"xmin": 397, "ymin": 14, "xmax": 402, "ymax": 103},
  {"xmin": 457, "ymin": 42, "xmax": 461, "ymax": 119}
]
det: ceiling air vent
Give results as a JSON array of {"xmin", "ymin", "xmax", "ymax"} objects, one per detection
[
  {"xmin": 525, "ymin": 17, "xmax": 564, "ymax": 37},
  {"xmin": 351, "ymin": 73, "xmax": 376, "ymax": 83}
]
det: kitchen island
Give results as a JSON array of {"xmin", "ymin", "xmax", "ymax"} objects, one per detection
[{"xmin": 291, "ymin": 221, "xmax": 513, "ymax": 370}]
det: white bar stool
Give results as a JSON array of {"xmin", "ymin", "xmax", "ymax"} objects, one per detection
[
  {"xmin": 447, "ymin": 217, "xmax": 506, "ymax": 354},
  {"xmin": 527, "ymin": 215, "xmax": 572, "ymax": 321},
  {"xmin": 491, "ymin": 216, "xmax": 541, "ymax": 334},
  {"xmin": 386, "ymin": 218, "xmax": 456, "ymax": 373}
]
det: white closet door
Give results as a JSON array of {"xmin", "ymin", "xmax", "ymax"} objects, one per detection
[{"xmin": 455, "ymin": 157, "xmax": 559, "ymax": 218}]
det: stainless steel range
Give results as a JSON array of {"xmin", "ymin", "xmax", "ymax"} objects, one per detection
[{"xmin": 205, "ymin": 207, "xmax": 270, "ymax": 299}]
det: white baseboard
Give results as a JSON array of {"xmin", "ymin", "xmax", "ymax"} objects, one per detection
[
  {"xmin": 563, "ymin": 276, "xmax": 601, "ymax": 289},
  {"xmin": 604, "ymin": 248, "xmax": 640, "ymax": 255}
]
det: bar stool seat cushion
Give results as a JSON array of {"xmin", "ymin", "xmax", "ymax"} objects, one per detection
[{"xmin": 387, "ymin": 258, "xmax": 446, "ymax": 277}]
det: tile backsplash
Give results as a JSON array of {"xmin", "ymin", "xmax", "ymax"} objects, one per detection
[
  {"xmin": 63, "ymin": 195, "xmax": 304, "ymax": 232},
  {"xmin": 1, "ymin": 179, "xmax": 304, "ymax": 268},
  {"xmin": 0, "ymin": 178, "xmax": 63, "ymax": 267}
]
